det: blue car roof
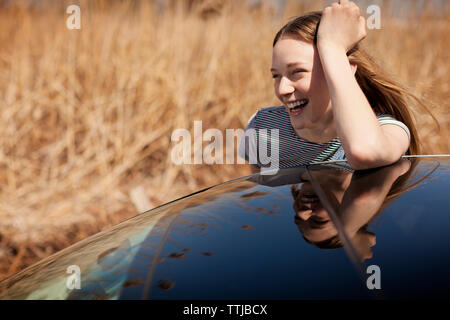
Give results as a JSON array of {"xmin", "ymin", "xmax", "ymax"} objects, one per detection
[{"xmin": 1, "ymin": 156, "xmax": 450, "ymax": 299}]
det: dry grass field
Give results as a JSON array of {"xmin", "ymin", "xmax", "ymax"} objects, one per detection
[{"xmin": 0, "ymin": 0, "xmax": 448, "ymax": 280}]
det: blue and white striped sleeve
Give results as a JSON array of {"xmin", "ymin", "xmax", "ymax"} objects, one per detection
[{"xmin": 376, "ymin": 114, "xmax": 411, "ymax": 141}]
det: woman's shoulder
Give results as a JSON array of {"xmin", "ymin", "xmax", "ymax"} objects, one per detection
[
  {"xmin": 258, "ymin": 105, "xmax": 287, "ymax": 113},
  {"xmin": 375, "ymin": 113, "xmax": 411, "ymax": 140},
  {"xmin": 249, "ymin": 105, "xmax": 287, "ymax": 118},
  {"xmin": 245, "ymin": 106, "xmax": 289, "ymax": 129}
]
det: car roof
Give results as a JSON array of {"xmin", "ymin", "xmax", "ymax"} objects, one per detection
[{"xmin": 1, "ymin": 155, "xmax": 450, "ymax": 299}]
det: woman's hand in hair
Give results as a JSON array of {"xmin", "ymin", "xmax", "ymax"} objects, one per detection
[{"xmin": 317, "ymin": 0, "xmax": 366, "ymax": 53}]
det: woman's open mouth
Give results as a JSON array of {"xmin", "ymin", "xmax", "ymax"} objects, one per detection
[
  {"xmin": 300, "ymin": 193, "xmax": 319, "ymax": 203},
  {"xmin": 286, "ymin": 99, "xmax": 308, "ymax": 116}
]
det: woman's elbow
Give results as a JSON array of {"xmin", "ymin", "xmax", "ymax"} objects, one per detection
[
  {"xmin": 346, "ymin": 152, "xmax": 376, "ymax": 170},
  {"xmin": 345, "ymin": 146, "xmax": 402, "ymax": 170}
]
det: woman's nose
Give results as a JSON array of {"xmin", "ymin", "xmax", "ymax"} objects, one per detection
[
  {"xmin": 278, "ymin": 77, "xmax": 295, "ymax": 96},
  {"xmin": 297, "ymin": 210, "xmax": 312, "ymax": 221}
]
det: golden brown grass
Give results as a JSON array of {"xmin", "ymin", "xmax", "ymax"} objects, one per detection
[{"xmin": 0, "ymin": 0, "xmax": 448, "ymax": 280}]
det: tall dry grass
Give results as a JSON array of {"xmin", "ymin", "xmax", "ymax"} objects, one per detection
[{"xmin": 0, "ymin": 0, "xmax": 448, "ymax": 280}]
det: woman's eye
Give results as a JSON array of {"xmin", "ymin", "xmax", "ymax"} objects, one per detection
[
  {"xmin": 272, "ymin": 74, "xmax": 279, "ymax": 79},
  {"xmin": 293, "ymin": 69, "xmax": 305, "ymax": 74}
]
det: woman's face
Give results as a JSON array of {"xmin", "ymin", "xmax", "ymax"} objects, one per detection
[{"xmin": 271, "ymin": 35, "xmax": 333, "ymax": 135}]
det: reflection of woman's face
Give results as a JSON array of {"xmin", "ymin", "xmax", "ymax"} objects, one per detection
[
  {"xmin": 293, "ymin": 172, "xmax": 351, "ymax": 243},
  {"xmin": 294, "ymin": 182, "xmax": 336, "ymax": 242}
]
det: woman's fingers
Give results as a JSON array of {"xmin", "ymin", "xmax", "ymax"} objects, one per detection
[
  {"xmin": 339, "ymin": 0, "xmax": 361, "ymax": 15},
  {"xmin": 328, "ymin": 1, "xmax": 362, "ymax": 19},
  {"xmin": 338, "ymin": 0, "xmax": 354, "ymax": 7},
  {"xmin": 318, "ymin": 1, "xmax": 366, "ymax": 52},
  {"xmin": 359, "ymin": 16, "xmax": 367, "ymax": 39}
]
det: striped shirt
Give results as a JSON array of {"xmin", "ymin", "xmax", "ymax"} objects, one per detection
[{"xmin": 238, "ymin": 106, "xmax": 411, "ymax": 169}]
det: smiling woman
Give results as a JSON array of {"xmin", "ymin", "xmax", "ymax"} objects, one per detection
[{"xmin": 239, "ymin": 0, "xmax": 433, "ymax": 171}]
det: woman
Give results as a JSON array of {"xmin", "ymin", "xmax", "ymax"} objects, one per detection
[{"xmin": 239, "ymin": 0, "xmax": 430, "ymax": 171}]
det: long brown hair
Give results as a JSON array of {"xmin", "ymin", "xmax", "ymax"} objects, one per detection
[{"xmin": 273, "ymin": 11, "xmax": 439, "ymax": 156}]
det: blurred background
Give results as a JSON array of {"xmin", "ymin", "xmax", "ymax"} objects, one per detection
[{"xmin": 0, "ymin": 0, "xmax": 448, "ymax": 280}]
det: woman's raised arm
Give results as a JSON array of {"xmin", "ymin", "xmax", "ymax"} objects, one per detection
[{"xmin": 316, "ymin": 0, "xmax": 409, "ymax": 169}]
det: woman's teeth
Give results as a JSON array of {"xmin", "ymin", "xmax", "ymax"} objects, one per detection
[
  {"xmin": 287, "ymin": 99, "xmax": 308, "ymax": 112},
  {"xmin": 300, "ymin": 194, "xmax": 319, "ymax": 203}
]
